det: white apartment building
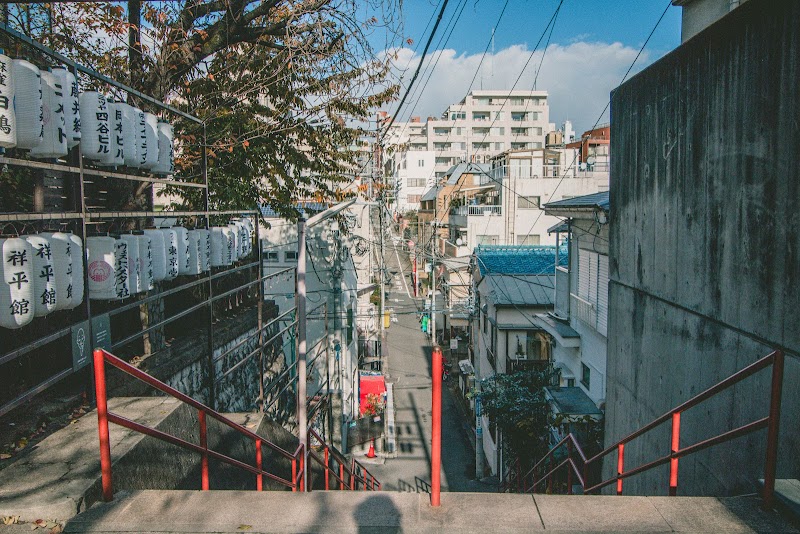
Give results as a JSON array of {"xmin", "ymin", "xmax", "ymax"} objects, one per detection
[
  {"xmin": 447, "ymin": 148, "xmax": 609, "ymax": 252},
  {"xmin": 386, "ymin": 150, "xmax": 435, "ymax": 213},
  {"xmin": 385, "ymin": 90, "xmax": 552, "ymax": 181}
]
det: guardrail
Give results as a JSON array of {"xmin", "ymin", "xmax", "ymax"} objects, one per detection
[
  {"xmin": 502, "ymin": 350, "xmax": 784, "ymax": 509},
  {"xmin": 93, "ymin": 348, "xmax": 381, "ymax": 499}
]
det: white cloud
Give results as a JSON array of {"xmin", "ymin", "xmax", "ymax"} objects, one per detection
[{"xmin": 384, "ymin": 41, "xmax": 654, "ymax": 133}]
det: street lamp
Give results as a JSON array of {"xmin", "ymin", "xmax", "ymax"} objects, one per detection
[{"xmin": 296, "ymin": 198, "xmax": 356, "ymax": 491}]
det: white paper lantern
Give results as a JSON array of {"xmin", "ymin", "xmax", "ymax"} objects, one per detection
[
  {"xmin": 119, "ymin": 234, "xmax": 141, "ymax": 294},
  {"xmin": 219, "ymin": 226, "xmax": 234, "ymax": 266},
  {"xmin": 228, "ymin": 223, "xmax": 241, "ymax": 261},
  {"xmin": 40, "ymin": 232, "xmax": 74, "ymax": 310},
  {"xmin": 13, "ymin": 59, "xmax": 43, "ymax": 149},
  {"xmin": 113, "ymin": 239, "xmax": 131, "ymax": 299},
  {"xmin": 0, "ymin": 238, "xmax": 34, "ymax": 329},
  {"xmin": 186, "ymin": 230, "xmax": 204, "ymax": 275},
  {"xmin": 197, "ymin": 229, "xmax": 211, "ymax": 272},
  {"xmin": 152, "ymin": 121, "xmax": 174, "ymax": 175},
  {"xmin": 86, "ymin": 236, "xmax": 117, "ymax": 300},
  {"xmin": 68, "ymin": 233, "xmax": 84, "ymax": 308},
  {"xmin": 137, "ymin": 234, "xmax": 153, "ymax": 291},
  {"xmin": 173, "ymin": 226, "xmax": 190, "ymax": 275},
  {"xmin": 136, "ymin": 108, "xmax": 148, "ymax": 167},
  {"xmin": 160, "ymin": 228, "xmax": 179, "ymax": 280},
  {"xmin": 79, "ymin": 91, "xmax": 111, "ymax": 160},
  {"xmin": 29, "ymin": 71, "xmax": 68, "ymax": 159},
  {"xmin": 24, "ymin": 235, "xmax": 56, "ymax": 316},
  {"xmin": 0, "ymin": 51, "xmax": 16, "ymax": 148},
  {"xmin": 99, "ymin": 100, "xmax": 124, "ymax": 166},
  {"xmin": 52, "ymin": 67, "xmax": 79, "ymax": 148},
  {"xmin": 117, "ymin": 102, "xmax": 138, "ymax": 167},
  {"xmin": 142, "ymin": 112, "xmax": 159, "ymax": 169},
  {"xmin": 143, "ymin": 229, "xmax": 167, "ymax": 282},
  {"xmin": 210, "ymin": 227, "xmax": 225, "ymax": 268}
]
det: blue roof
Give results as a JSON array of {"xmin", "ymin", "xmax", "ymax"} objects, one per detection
[
  {"xmin": 543, "ymin": 191, "xmax": 609, "ymax": 211},
  {"xmin": 445, "ymin": 162, "xmax": 490, "ymax": 185},
  {"xmin": 260, "ymin": 202, "xmax": 329, "ymax": 219},
  {"xmin": 474, "ymin": 245, "xmax": 568, "ymax": 276}
]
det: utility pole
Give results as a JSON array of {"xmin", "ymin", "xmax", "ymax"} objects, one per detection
[
  {"xmin": 375, "ymin": 116, "xmax": 386, "ymax": 363},
  {"xmin": 296, "ymin": 218, "xmax": 308, "ymax": 491}
]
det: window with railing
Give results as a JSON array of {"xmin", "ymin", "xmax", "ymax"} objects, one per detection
[
  {"xmin": 511, "ymin": 112, "xmax": 527, "ymax": 122},
  {"xmin": 473, "ymin": 127, "xmax": 490, "ymax": 136},
  {"xmin": 572, "ymin": 250, "xmax": 609, "ymax": 335},
  {"xmin": 511, "ymin": 142, "xmax": 528, "ymax": 150},
  {"xmin": 433, "ymin": 143, "xmax": 451, "ymax": 150},
  {"xmin": 435, "ymin": 157, "xmax": 452, "ymax": 165},
  {"xmin": 472, "ymin": 142, "xmax": 490, "ymax": 151},
  {"xmin": 511, "ymin": 128, "xmax": 529, "ymax": 136},
  {"xmin": 473, "ymin": 112, "xmax": 490, "ymax": 122},
  {"xmin": 450, "ymin": 112, "xmax": 466, "ymax": 120},
  {"xmin": 433, "ymin": 128, "xmax": 450, "ymax": 136}
]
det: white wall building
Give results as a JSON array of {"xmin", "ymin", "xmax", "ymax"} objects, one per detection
[
  {"xmin": 387, "ymin": 150, "xmax": 436, "ymax": 213},
  {"xmin": 385, "ymin": 90, "xmax": 553, "ymax": 181},
  {"xmin": 448, "ymin": 148, "xmax": 609, "ymax": 251}
]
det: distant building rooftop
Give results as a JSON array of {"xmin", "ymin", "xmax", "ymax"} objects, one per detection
[
  {"xmin": 420, "ymin": 185, "xmax": 442, "ymax": 202},
  {"xmin": 474, "ymin": 245, "xmax": 568, "ymax": 276},
  {"xmin": 444, "ymin": 162, "xmax": 490, "ymax": 185},
  {"xmin": 484, "ymin": 274, "xmax": 555, "ymax": 308}
]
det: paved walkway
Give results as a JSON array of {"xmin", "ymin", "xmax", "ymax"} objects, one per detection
[
  {"xmin": 365, "ymin": 230, "xmax": 491, "ymax": 493},
  {"xmin": 53, "ymin": 490, "xmax": 799, "ymax": 533}
]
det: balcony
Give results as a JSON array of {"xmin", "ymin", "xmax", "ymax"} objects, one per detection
[
  {"xmin": 506, "ymin": 356, "xmax": 552, "ymax": 374},
  {"xmin": 482, "ymin": 164, "xmax": 611, "ymax": 184},
  {"xmin": 452, "ymin": 205, "xmax": 502, "ymax": 216}
]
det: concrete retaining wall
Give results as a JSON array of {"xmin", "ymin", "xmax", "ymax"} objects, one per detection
[{"xmin": 606, "ymin": 0, "xmax": 800, "ymax": 496}]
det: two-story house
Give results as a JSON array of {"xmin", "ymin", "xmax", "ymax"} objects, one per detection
[{"xmin": 470, "ymin": 245, "xmax": 566, "ymax": 475}]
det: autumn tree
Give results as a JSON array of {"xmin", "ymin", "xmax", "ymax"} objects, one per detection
[{"xmin": 1, "ymin": 1, "xmax": 402, "ymax": 217}]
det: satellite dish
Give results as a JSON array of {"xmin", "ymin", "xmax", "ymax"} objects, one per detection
[{"xmin": 456, "ymin": 238, "xmax": 464, "ymax": 246}]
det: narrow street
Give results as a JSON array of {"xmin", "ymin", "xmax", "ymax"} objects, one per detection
[{"xmin": 365, "ymin": 226, "xmax": 492, "ymax": 493}]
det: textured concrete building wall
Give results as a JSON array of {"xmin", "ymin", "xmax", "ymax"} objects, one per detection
[{"xmin": 606, "ymin": 0, "xmax": 800, "ymax": 496}]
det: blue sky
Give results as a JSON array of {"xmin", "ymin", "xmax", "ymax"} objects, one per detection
[{"xmin": 375, "ymin": 0, "xmax": 683, "ymax": 132}]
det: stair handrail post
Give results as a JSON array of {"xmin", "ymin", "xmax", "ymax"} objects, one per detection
[
  {"xmin": 763, "ymin": 350, "xmax": 784, "ymax": 509},
  {"xmin": 324, "ymin": 446, "xmax": 330, "ymax": 490},
  {"xmin": 431, "ymin": 345, "xmax": 443, "ymax": 506},
  {"xmin": 340, "ymin": 463, "xmax": 345, "ymax": 490},
  {"xmin": 93, "ymin": 349, "xmax": 113, "ymax": 502},
  {"xmin": 199, "ymin": 410, "xmax": 209, "ymax": 490},
  {"xmin": 669, "ymin": 412, "xmax": 680, "ymax": 496},
  {"xmin": 616, "ymin": 442, "xmax": 624, "ymax": 495},
  {"xmin": 256, "ymin": 439, "xmax": 263, "ymax": 491},
  {"xmin": 567, "ymin": 440, "xmax": 573, "ymax": 495}
]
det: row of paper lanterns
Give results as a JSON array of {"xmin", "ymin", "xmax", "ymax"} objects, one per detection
[
  {"xmin": 1, "ymin": 219, "xmax": 253, "ymax": 329},
  {"xmin": 0, "ymin": 52, "xmax": 174, "ymax": 175}
]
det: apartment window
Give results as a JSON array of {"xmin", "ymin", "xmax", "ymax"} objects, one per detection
[
  {"xmin": 434, "ymin": 128, "xmax": 450, "ymax": 136},
  {"xmin": 511, "ymin": 112, "xmax": 527, "ymax": 122},
  {"xmin": 474, "ymin": 97, "xmax": 490, "ymax": 106},
  {"xmin": 566, "ymin": 378, "xmax": 576, "ymax": 387},
  {"xmin": 473, "ymin": 127, "xmax": 489, "ymax": 136},
  {"xmin": 284, "ymin": 251, "xmax": 298, "ymax": 261},
  {"xmin": 473, "ymin": 112, "xmax": 490, "ymax": 122},
  {"xmin": 510, "ymin": 97, "xmax": 526, "ymax": 105},
  {"xmin": 495, "ymin": 111, "xmax": 504, "ymax": 120},
  {"xmin": 476, "ymin": 235, "xmax": 499, "ymax": 245},
  {"xmin": 407, "ymin": 194, "xmax": 422, "ymax": 203},
  {"xmin": 418, "ymin": 159, "xmax": 425, "ymax": 167},
  {"xmin": 434, "ymin": 143, "xmax": 451, "ymax": 151},
  {"xmin": 472, "ymin": 142, "xmax": 490, "ymax": 151},
  {"xmin": 509, "ymin": 330, "xmax": 546, "ymax": 361},
  {"xmin": 408, "ymin": 178, "xmax": 426, "ymax": 187},
  {"xmin": 450, "ymin": 112, "xmax": 466, "ymax": 120},
  {"xmin": 511, "ymin": 127, "xmax": 528, "ymax": 136},
  {"xmin": 516, "ymin": 234, "xmax": 540, "ymax": 245},
  {"xmin": 455, "ymin": 127, "xmax": 463, "ymax": 135},
  {"xmin": 436, "ymin": 157, "xmax": 451, "ymax": 165},
  {"xmin": 517, "ymin": 196, "xmax": 540, "ymax": 209},
  {"xmin": 264, "ymin": 251, "xmax": 279, "ymax": 262},
  {"xmin": 494, "ymin": 142, "xmax": 504, "ymax": 151},
  {"xmin": 491, "ymin": 127, "xmax": 504, "ymax": 136},
  {"xmin": 581, "ymin": 363, "xmax": 591, "ymax": 389},
  {"xmin": 511, "ymin": 142, "xmax": 528, "ymax": 150},
  {"xmin": 577, "ymin": 250, "xmax": 609, "ymax": 335}
]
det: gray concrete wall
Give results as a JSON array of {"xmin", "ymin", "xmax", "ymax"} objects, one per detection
[{"xmin": 607, "ymin": 0, "xmax": 800, "ymax": 496}]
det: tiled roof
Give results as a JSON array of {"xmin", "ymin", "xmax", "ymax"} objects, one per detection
[
  {"xmin": 485, "ymin": 274, "xmax": 554, "ymax": 307},
  {"xmin": 543, "ymin": 191, "xmax": 609, "ymax": 211},
  {"xmin": 420, "ymin": 185, "xmax": 442, "ymax": 202},
  {"xmin": 474, "ymin": 245, "xmax": 568, "ymax": 276}
]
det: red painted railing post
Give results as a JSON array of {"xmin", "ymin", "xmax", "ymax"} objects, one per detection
[
  {"xmin": 431, "ymin": 346, "xmax": 443, "ymax": 507},
  {"xmin": 324, "ymin": 447, "xmax": 330, "ymax": 490},
  {"xmin": 339, "ymin": 463, "xmax": 345, "ymax": 490},
  {"xmin": 292, "ymin": 456, "xmax": 297, "ymax": 492},
  {"xmin": 350, "ymin": 459, "xmax": 355, "ymax": 489},
  {"xmin": 567, "ymin": 440, "xmax": 573, "ymax": 495},
  {"xmin": 199, "ymin": 411, "xmax": 209, "ymax": 490},
  {"xmin": 669, "ymin": 413, "xmax": 680, "ymax": 496},
  {"xmin": 763, "ymin": 350, "xmax": 784, "ymax": 509},
  {"xmin": 616, "ymin": 443, "xmax": 624, "ymax": 495},
  {"xmin": 93, "ymin": 349, "xmax": 114, "ymax": 502},
  {"xmin": 362, "ymin": 467, "xmax": 367, "ymax": 491},
  {"xmin": 256, "ymin": 439, "xmax": 263, "ymax": 491},
  {"xmin": 300, "ymin": 445, "xmax": 305, "ymax": 492}
]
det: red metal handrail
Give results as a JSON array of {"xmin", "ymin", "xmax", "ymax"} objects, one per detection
[
  {"xmin": 93, "ymin": 348, "xmax": 304, "ymax": 499},
  {"xmin": 505, "ymin": 350, "xmax": 784, "ymax": 508},
  {"xmin": 306, "ymin": 427, "xmax": 380, "ymax": 491}
]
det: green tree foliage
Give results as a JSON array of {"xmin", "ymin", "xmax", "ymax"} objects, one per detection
[
  {"xmin": 1, "ymin": 1, "xmax": 401, "ymax": 217},
  {"xmin": 478, "ymin": 368, "xmax": 556, "ymax": 469}
]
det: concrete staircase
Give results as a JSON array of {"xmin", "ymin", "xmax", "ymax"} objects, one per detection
[{"xmin": 60, "ymin": 490, "xmax": 798, "ymax": 533}]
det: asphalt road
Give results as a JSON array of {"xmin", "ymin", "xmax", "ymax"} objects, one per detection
[{"xmin": 364, "ymin": 230, "xmax": 493, "ymax": 493}]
